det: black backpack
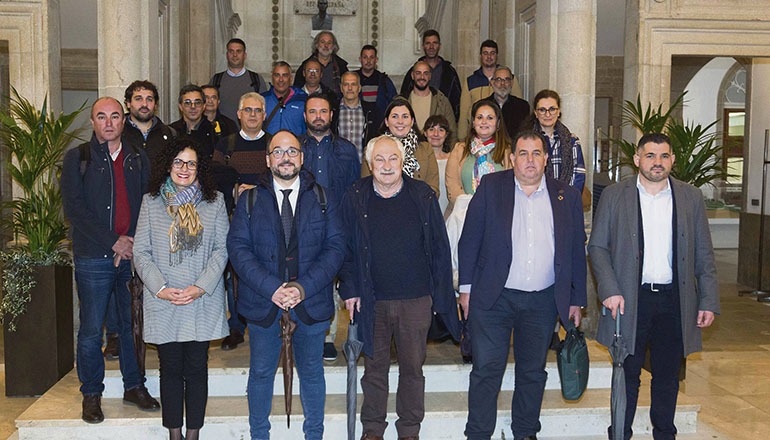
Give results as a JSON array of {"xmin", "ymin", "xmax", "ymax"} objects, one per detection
[{"xmin": 212, "ymin": 70, "xmax": 263, "ymax": 92}]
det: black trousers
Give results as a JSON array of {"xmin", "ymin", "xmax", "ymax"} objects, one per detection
[
  {"xmin": 622, "ymin": 285, "xmax": 683, "ymax": 440},
  {"xmin": 157, "ymin": 341, "xmax": 210, "ymax": 429}
]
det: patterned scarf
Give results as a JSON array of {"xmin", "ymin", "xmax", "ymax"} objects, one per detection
[
  {"xmin": 469, "ymin": 137, "xmax": 497, "ymax": 191},
  {"xmin": 536, "ymin": 119, "xmax": 574, "ymax": 184},
  {"xmin": 386, "ymin": 129, "xmax": 421, "ymax": 177},
  {"xmin": 162, "ymin": 177, "xmax": 204, "ymax": 266}
]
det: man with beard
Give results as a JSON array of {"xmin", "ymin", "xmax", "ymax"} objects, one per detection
[
  {"xmin": 300, "ymin": 92, "xmax": 359, "ymax": 362},
  {"xmin": 589, "ymin": 133, "xmax": 719, "ymax": 439},
  {"xmin": 262, "ymin": 61, "xmax": 308, "ymax": 136},
  {"xmin": 400, "ymin": 29, "xmax": 461, "ymax": 121},
  {"xmin": 457, "ymin": 41, "xmax": 524, "ymax": 139},
  {"xmin": 170, "ymin": 84, "xmax": 217, "ymax": 158},
  {"xmin": 123, "ymin": 80, "xmax": 176, "ymax": 167},
  {"xmin": 227, "ymin": 130, "xmax": 345, "ymax": 440},
  {"xmin": 484, "ymin": 66, "xmax": 530, "ymax": 140},
  {"xmin": 210, "ymin": 38, "xmax": 267, "ymax": 122},
  {"xmin": 294, "ymin": 31, "xmax": 348, "ymax": 96},
  {"xmin": 406, "ymin": 60, "xmax": 457, "ymax": 146}
]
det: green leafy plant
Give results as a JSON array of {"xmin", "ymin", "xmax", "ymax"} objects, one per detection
[
  {"xmin": 613, "ymin": 91, "xmax": 729, "ymax": 188},
  {"xmin": 0, "ymin": 87, "xmax": 85, "ymax": 330}
]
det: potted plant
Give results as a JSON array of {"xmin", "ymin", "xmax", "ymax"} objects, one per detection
[
  {"xmin": 613, "ymin": 91, "xmax": 729, "ymax": 187},
  {"xmin": 0, "ymin": 87, "xmax": 85, "ymax": 396}
]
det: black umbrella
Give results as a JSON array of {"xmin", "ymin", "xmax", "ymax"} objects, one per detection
[
  {"xmin": 609, "ymin": 311, "xmax": 629, "ymax": 440},
  {"xmin": 343, "ymin": 315, "xmax": 364, "ymax": 440},
  {"xmin": 279, "ymin": 309, "xmax": 298, "ymax": 428},
  {"xmin": 127, "ymin": 261, "xmax": 146, "ymax": 376}
]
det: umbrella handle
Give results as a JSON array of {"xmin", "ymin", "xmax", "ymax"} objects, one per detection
[{"xmin": 602, "ymin": 306, "xmax": 622, "ymax": 336}]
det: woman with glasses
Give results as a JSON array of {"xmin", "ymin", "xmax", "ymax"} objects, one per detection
[
  {"xmin": 134, "ymin": 137, "xmax": 229, "ymax": 440},
  {"xmin": 362, "ymin": 96, "xmax": 440, "ymax": 196},
  {"xmin": 525, "ymin": 89, "xmax": 586, "ymax": 192},
  {"xmin": 445, "ymin": 99, "xmax": 512, "ymax": 214}
]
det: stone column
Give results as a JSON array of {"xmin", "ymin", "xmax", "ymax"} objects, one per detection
[
  {"xmin": 454, "ymin": 1, "xmax": 481, "ymax": 79},
  {"xmin": 97, "ymin": 1, "xmax": 158, "ymax": 100}
]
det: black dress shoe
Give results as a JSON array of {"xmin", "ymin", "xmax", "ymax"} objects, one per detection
[
  {"xmin": 516, "ymin": 436, "xmax": 537, "ymax": 440},
  {"xmin": 123, "ymin": 386, "xmax": 160, "ymax": 411},
  {"xmin": 221, "ymin": 329, "xmax": 244, "ymax": 350},
  {"xmin": 82, "ymin": 395, "xmax": 104, "ymax": 423}
]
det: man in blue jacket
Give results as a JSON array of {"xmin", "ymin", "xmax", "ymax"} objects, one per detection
[
  {"xmin": 61, "ymin": 97, "xmax": 157, "ymax": 423},
  {"xmin": 458, "ymin": 130, "xmax": 586, "ymax": 440},
  {"xmin": 300, "ymin": 92, "xmax": 360, "ymax": 361},
  {"xmin": 340, "ymin": 135, "xmax": 460, "ymax": 440},
  {"xmin": 227, "ymin": 130, "xmax": 345, "ymax": 440},
  {"xmin": 262, "ymin": 61, "xmax": 308, "ymax": 136}
]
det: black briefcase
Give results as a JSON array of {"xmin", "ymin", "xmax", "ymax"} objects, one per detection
[{"xmin": 557, "ymin": 324, "xmax": 589, "ymax": 401}]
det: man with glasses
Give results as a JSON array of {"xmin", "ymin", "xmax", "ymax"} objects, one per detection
[
  {"xmin": 486, "ymin": 66, "xmax": 530, "ymax": 140},
  {"xmin": 301, "ymin": 59, "xmax": 340, "ymax": 122},
  {"xmin": 202, "ymin": 85, "xmax": 238, "ymax": 144},
  {"xmin": 228, "ymin": 130, "xmax": 345, "ymax": 440},
  {"xmin": 263, "ymin": 61, "xmax": 308, "ymax": 136},
  {"xmin": 457, "ymin": 41, "xmax": 524, "ymax": 139},
  {"xmin": 170, "ymin": 84, "xmax": 216, "ymax": 157}
]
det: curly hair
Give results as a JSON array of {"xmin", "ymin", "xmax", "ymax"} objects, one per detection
[{"xmin": 148, "ymin": 136, "xmax": 218, "ymax": 202}]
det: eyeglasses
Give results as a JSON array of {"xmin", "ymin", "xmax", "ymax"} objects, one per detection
[
  {"xmin": 536, "ymin": 107, "xmax": 559, "ymax": 115},
  {"xmin": 172, "ymin": 158, "xmax": 198, "ymax": 170},
  {"xmin": 492, "ymin": 77, "xmax": 512, "ymax": 84},
  {"xmin": 240, "ymin": 107, "xmax": 264, "ymax": 115},
  {"xmin": 204, "ymin": 95, "xmax": 218, "ymax": 102},
  {"xmin": 182, "ymin": 99, "xmax": 204, "ymax": 108},
  {"xmin": 269, "ymin": 147, "xmax": 301, "ymax": 158},
  {"xmin": 305, "ymin": 69, "xmax": 320, "ymax": 74}
]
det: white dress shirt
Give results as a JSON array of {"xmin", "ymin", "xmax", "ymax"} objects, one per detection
[
  {"xmin": 637, "ymin": 176, "xmax": 674, "ymax": 284},
  {"xmin": 273, "ymin": 176, "xmax": 301, "ymax": 215},
  {"xmin": 504, "ymin": 175, "xmax": 555, "ymax": 291}
]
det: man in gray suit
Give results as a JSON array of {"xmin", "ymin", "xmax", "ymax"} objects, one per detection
[{"xmin": 588, "ymin": 133, "xmax": 719, "ymax": 440}]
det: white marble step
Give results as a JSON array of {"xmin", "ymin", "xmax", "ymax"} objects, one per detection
[
  {"xmin": 102, "ymin": 362, "xmax": 615, "ymax": 398},
  {"xmin": 15, "ymin": 369, "xmax": 699, "ymax": 439}
]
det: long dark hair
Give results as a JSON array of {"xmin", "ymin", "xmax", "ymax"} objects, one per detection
[
  {"xmin": 423, "ymin": 114, "xmax": 453, "ymax": 154},
  {"xmin": 378, "ymin": 96, "xmax": 424, "ymax": 140},
  {"xmin": 149, "ymin": 137, "xmax": 218, "ymax": 202},
  {"xmin": 462, "ymin": 99, "xmax": 511, "ymax": 165}
]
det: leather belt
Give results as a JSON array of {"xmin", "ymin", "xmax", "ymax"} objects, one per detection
[{"xmin": 641, "ymin": 282, "xmax": 675, "ymax": 292}]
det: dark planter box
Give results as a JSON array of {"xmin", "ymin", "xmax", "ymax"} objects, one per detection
[{"xmin": 3, "ymin": 264, "xmax": 74, "ymax": 396}]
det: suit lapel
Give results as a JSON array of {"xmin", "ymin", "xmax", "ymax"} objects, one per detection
[
  {"xmin": 501, "ymin": 171, "xmax": 515, "ymax": 250},
  {"xmin": 546, "ymin": 178, "xmax": 566, "ymax": 271},
  {"xmin": 621, "ymin": 178, "xmax": 640, "ymax": 275}
]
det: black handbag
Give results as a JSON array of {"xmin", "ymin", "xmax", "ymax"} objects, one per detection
[{"xmin": 556, "ymin": 323, "xmax": 589, "ymax": 400}]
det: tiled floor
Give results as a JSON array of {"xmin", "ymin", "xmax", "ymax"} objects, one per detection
[{"xmin": 1, "ymin": 249, "xmax": 769, "ymax": 439}]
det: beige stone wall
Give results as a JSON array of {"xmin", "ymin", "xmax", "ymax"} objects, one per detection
[{"xmin": 595, "ymin": 55, "xmax": 624, "ymax": 134}]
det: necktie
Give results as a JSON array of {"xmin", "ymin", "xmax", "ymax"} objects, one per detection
[{"xmin": 280, "ymin": 189, "xmax": 293, "ymax": 247}]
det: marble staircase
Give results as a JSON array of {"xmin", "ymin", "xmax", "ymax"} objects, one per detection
[{"xmin": 13, "ymin": 346, "xmax": 701, "ymax": 439}]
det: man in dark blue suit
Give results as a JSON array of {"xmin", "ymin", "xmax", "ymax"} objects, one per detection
[{"xmin": 458, "ymin": 130, "xmax": 587, "ymax": 440}]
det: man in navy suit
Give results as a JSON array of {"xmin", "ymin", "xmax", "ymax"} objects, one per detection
[{"xmin": 458, "ymin": 130, "xmax": 587, "ymax": 440}]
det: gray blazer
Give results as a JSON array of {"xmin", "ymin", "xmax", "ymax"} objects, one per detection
[
  {"xmin": 588, "ymin": 176, "xmax": 719, "ymax": 356},
  {"xmin": 134, "ymin": 192, "xmax": 230, "ymax": 345}
]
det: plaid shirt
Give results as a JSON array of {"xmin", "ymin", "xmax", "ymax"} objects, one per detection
[{"xmin": 338, "ymin": 102, "xmax": 366, "ymax": 160}]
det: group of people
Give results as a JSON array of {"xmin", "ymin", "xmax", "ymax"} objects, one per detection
[{"xmin": 59, "ymin": 27, "xmax": 719, "ymax": 440}]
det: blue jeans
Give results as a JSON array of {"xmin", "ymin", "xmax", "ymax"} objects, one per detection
[
  {"xmin": 466, "ymin": 286, "xmax": 557, "ymax": 440},
  {"xmin": 75, "ymin": 256, "xmax": 144, "ymax": 395},
  {"xmin": 247, "ymin": 311, "xmax": 329, "ymax": 440}
]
